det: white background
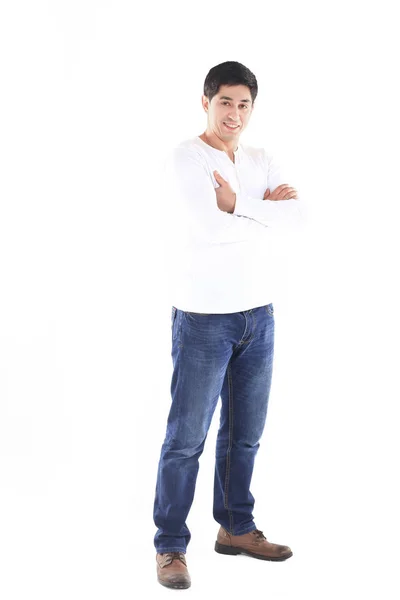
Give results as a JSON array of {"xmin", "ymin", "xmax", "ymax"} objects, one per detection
[{"xmin": 1, "ymin": 1, "xmax": 399, "ymax": 598}]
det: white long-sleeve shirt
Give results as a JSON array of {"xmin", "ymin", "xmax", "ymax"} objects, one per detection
[{"xmin": 158, "ymin": 135, "xmax": 306, "ymax": 314}]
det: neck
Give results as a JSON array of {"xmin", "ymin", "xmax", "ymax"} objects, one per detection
[{"xmin": 200, "ymin": 129, "xmax": 239, "ymax": 154}]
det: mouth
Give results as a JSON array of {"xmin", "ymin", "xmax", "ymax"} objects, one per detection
[{"xmin": 223, "ymin": 122, "xmax": 240, "ymax": 131}]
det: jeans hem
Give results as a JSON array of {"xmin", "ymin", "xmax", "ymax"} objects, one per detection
[
  {"xmin": 156, "ymin": 547, "xmax": 186, "ymax": 554},
  {"xmin": 232, "ymin": 524, "xmax": 257, "ymax": 536}
]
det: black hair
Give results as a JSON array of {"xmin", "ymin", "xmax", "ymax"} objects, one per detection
[{"xmin": 203, "ymin": 61, "xmax": 258, "ymax": 105}]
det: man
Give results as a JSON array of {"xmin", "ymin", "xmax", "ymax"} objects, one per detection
[{"xmin": 154, "ymin": 61, "xmax": 305, "ymax": 590}]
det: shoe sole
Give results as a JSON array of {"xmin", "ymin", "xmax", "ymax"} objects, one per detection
[
  {"xmin": 157, "ymin": 577, "xmax": 191, "ymax": 589},
  {"xmin": 215, "ymin": 541, "xmax": 293, "ymax": 561}
]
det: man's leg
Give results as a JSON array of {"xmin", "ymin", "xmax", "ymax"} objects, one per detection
[
  {"xmin": 153, "ymin": 308, "xmax": 234, "ymax": 553},
  {"xmin": 213, "ymin": 303, "xmax": 275, "ymax": 534}
]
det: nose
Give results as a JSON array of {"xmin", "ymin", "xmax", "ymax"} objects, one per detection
[{"xmin": 229, "ymin": 111, "xmax": 240, "ymax": 121}]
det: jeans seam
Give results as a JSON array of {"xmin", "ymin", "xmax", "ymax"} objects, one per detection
[{"xmin": 223, "ymin": 361, "xmax": 234, "ymax": 534}]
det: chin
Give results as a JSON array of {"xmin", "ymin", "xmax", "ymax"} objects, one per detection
[{"xmin": 222, "ymin": 129, "xmax": 240, "ymax": 136}]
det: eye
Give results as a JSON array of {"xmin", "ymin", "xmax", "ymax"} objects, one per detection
[{"xmin": 222, "ymin": 101, "xmax": 248, "ymax": 109}]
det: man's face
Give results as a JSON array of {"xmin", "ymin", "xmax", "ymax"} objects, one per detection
[{"xmin": 202, "ymin": 84, "xmax": 254, "ymax": 140}]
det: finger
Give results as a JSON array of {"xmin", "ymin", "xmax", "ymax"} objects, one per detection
[
  {"xmin": 278, "ymin": 185, "xmax": 295, "ymax": 193},
  {"xmin": 278, "ymin": 187, "xmax": 297, "ymax": 198}
]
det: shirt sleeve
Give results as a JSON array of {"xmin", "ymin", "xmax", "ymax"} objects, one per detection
[
  {"xmin": 233, "ymin": 149, "xmax": 307, "ymax": 228},
  {"xmin": 163, "ymin": 147, "xmax": 269, "ymax": 245}
]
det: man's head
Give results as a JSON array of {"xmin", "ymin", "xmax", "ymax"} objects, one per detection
[{"xmin": 201, "ymin": 61, "xmax": 258, "ymax": 142}]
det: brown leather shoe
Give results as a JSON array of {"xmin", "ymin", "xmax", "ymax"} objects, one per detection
[
  {"xmin": 156, "ymin": 552, "xmax": 191, "ymax": 589},
  {"xmin": 215, "ymin": 526, "xmax": 293, "ymax": 561}
]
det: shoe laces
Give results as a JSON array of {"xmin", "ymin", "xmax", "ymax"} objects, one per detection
[
  {"xmin": 163, "ymin": 551, "xmax": 187, "ymax": 566},
  {"xmin": 252, "ymin": 529, "xmax": 267, "ymax": 542}
]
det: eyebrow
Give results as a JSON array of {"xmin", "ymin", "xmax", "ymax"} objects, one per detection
[{"xmin": 219, "ymin": 96, "xmax": 251, "ymax": 103}]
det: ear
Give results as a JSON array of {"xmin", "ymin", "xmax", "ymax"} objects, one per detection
[{"xmin": 201, "ymin": 95, "xmax": 208, "ymax": 113}]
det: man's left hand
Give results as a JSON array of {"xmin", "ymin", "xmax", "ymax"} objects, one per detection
[{"xmin": 213, "ymin": 171, "xmax": 236, "ymax": 213}]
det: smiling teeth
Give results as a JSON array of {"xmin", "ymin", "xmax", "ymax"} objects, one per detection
[{"xmin": 224, "ymin": 123, "xmax": 238, "ymax": 128}]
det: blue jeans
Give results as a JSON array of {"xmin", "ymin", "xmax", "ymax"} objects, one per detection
[{"xmin": 153, "ymin": 303, "xmax": 275, "ymax": 553}]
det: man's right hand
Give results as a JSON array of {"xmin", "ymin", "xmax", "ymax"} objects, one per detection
[{"xmin": 264, "ymin": 184, "xmax": 298, "ymax": 201}]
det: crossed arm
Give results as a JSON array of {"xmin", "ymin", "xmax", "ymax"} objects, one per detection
[
  {"xmin": 213, "ymin": 169, "xmax": 298, "ymax": 214},
  {"xmin": 163, "ymin": 147, "xmax": 305, "ymax": 245}
]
